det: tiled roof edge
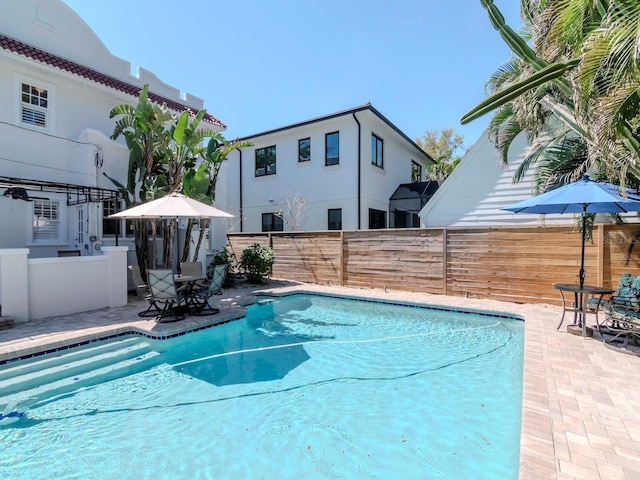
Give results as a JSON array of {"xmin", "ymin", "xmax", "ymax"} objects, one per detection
[{"xmin": 0, "ymin": 33, "xmax": 226, "ymax": 129}]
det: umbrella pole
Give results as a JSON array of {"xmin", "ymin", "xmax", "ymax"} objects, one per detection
[
  {"xmin": 579, "ymin": 211, "xmax": 586, "ymax": 289},
  {"xmin": 176, "ymin": 218, "xmax": 182, "ymax": 276}
]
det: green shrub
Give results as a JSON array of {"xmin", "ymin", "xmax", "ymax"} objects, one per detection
[{"xmin": 239, "ymin": 244, "xmax": 274, "ymax": 284}]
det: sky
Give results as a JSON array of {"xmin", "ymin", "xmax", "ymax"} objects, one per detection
[{"xmin": 62, "ymin": 0, "xmax": 522, "ymax": 152}]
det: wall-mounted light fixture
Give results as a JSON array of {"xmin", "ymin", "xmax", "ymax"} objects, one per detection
[
  {"xmin": 3, "ymin": 187, "xmax": 32, "ymax": 202},
  {"xmin": 2, "ymin": 188, "xmax": 48, "ymax": 202}
]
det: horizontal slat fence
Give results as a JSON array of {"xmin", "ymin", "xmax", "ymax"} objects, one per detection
[{"xmin": 228, "ymin": 224, "xmax": 640, "ymax": 305}]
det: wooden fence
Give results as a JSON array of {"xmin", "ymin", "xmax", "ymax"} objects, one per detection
[{"xmin": 227, "ymin": 224, "xmax": 640, "ymax": 305}]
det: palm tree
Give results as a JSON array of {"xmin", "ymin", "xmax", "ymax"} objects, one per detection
[{"xmin": 463, "ymin": 0, "xmax": 640, "ymax": 189}]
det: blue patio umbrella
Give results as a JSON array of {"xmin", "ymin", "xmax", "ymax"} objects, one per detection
[{"xmin": 503, "ymin": 175, "xmax": 640, "ymax": 288}]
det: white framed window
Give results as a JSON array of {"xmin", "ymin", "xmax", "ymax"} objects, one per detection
[
  {"xmin": 32, "ymin": 199, "xmax": 62, "ymax": 244},
  {"xmin": 16, "ymin": 76, "xmax": 55, "ymax": 131}
]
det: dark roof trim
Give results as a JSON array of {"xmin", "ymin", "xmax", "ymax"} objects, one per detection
[
  {"xmin": 233, "ymin": 103, "xmax": 434, "ymax": 163},
  {"xmin": 0, "ymin": 176, "xmax": 122, "ymax": 206},
  {"xmin": 0, "ymin": 34, "xmax": 226, "ymax": 129}
]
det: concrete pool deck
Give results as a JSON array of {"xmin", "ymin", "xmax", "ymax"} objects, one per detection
[{"xmin": 0, "ymin": 280, "xmax": 639, "ymax": 479}]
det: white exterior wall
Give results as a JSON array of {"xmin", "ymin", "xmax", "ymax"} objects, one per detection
[
  {"xmin": 0, "ymin": 0, "xmax": 219, "ymax": 258},
  {"xmin": 358, "ymin": 112, "xmax": 424, "ymax": 226},
  {"xmin": 223, "ymin": 107, "xmax": 431, "ymax": 232},
  {"xmin": 419, "ymin": 132, "xmax": 574, "ymax": 227}
]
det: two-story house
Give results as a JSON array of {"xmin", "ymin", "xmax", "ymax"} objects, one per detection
[
  {"xmin": 0, "ymin": 0, "xmax": 225, "ymax": 259},
  {"xmin": 223, "ymin": 104, "xmax": 434, "ymax": 232}
]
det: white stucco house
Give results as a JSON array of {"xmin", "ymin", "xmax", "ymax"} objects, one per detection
[
  {"xmin": 0, "ymin": 0, "xmax": 225, "ymax": 259},
  {"xmin": 222, "ymin": 104, "xmax": 435, "ymax": 232},
  {"xmin": 0, "ymin": 0, "xmax": 225, "ymax": 321}
]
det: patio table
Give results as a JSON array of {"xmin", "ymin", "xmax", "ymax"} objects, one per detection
[
  {"xmin": 553, "ymin": 283, "xmax": 614, "ymax": 337},
  {"xmin": 174, "ymin": 274, "xmax": 207, "ymax": 313}
]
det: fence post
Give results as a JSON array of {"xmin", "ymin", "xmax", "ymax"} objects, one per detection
[
  {"xmin": 598, "ymin": 224, "xmax": 604, "ymax": 287},
  {"xmin": 442, "ymin": 229, "xmax": 448, "ymax": 295},
  {"xmin": 340, "ymin": 231, "xmax": 345, "ymax": 286}
]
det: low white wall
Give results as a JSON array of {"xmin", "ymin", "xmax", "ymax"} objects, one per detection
[{"xmin": 0, "ymin": 246, "xmax": 128, "ymax": 322}]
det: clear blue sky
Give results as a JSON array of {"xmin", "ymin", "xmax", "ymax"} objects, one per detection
[{"xmin": 63, "ymin": 0, "xmax": 521, "ymax": 152}]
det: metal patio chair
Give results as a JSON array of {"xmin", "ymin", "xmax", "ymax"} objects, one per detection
[
  {"xmin": 588, "ymin": 273, "xmax": 640, "ymax": 355},
  {"xmin": 190, "ymin": 264, "xmax": 227, "ymax": 316},
  {"xmin": 128, "ymin": 265, "xmax": 161, "ymax": 318},
  {"xmin": 147, "ymin": 269, "xmax": 189, "ymax": 322}
]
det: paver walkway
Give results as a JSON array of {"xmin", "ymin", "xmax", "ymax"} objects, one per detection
[{"xmin": 1, "ymin": 280, "xmax": 639, "ymax": 479}]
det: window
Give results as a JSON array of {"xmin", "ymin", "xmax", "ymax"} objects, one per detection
[
  {"xmin": 368, "ymin": 208, "xmax": 387, "ymax": 229},
  {"xmin": 255, "ymin": 146, "xmax": 277, "ymax": 177},
  {"xmin": 21, "ymin": 82, "xmax": 48, "ymax": 128},
  {"xmin": 392, "ymin": 210, "xmax": 419, "ymax": 228},
  {"xmin": 328, "ymin": 208, "xmax": 342, "ymax": 230},
  {"xmin": 411, "ymin": 161, "xmax": 422, "ymax": 183},
  {"xmin": 325, "ymin": 132, "xmax": 339, "ymax": 166},
  {"xmin": 298, "ymin": 138, "xmax": 311, "ymax": 162},
  {"xmin": 32, "ymin": 199, "xmax": 61, "ymax": 243},
  {"xmin": 102, "ymin": 199, "xmax": 122, "ymax": 237},
  {"xmin": 262, "ymin": 213, "xmax": 283, "ymax": 232},
  {"xmin": 371, "ymin": 134, "xmax": 383, "ymax": 168}
]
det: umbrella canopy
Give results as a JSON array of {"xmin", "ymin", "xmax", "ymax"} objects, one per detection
[
  {"xmin": 109, "ymin": 192, "xmax": 233, "ymax": 275},
  {"xmin": 503, "ymin": 175, "xmax": 640, "ymax": 287},
  {"xmin": 108, "ymin": 192, "xmax": 233, "ymax": 219},
  {"xmin": 503, "ymin": 175, "xmax": 640, "ymax": 215}
]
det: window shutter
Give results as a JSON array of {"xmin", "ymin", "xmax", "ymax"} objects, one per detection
[{"xmin": 22, "ymin": 106, "xmax": 47, "ymax": 127}]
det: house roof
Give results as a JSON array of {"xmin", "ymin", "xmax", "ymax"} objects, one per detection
[
  {"xmin": 233, "ymin": 103, "xmax": 434, "ymax": 163},
  {"xmin": 390, "ymin": 181, "xmax": 440, "ymax": 201},
  {"xmin": 0, "ymin": 34, "xmax": 226, "ymax": 129}
]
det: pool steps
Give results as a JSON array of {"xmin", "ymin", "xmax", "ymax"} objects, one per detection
[{"xmin": 0, "ymin": 337, "xmax": 159, "ymax": 404}]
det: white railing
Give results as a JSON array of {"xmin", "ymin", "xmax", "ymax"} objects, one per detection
[{"xmin": 0, "ymin": 246, "xmax": 128, "ymax": 322}]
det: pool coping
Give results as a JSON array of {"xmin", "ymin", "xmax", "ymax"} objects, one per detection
[{"xmin": 1, "ymin": 281, "xmax": 639, "ymax": 479}]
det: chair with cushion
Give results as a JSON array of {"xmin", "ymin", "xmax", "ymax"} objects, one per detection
[
  {"xmin": 147, "ymin": 269, "xmax": 189, "ymax": 322},
  {"xmin": 179, "ymin": 261, "xmax": 206, "ymax": 285},
  {"xmin": 190, "ymin": 264, "xmax": 227, "ymax": 316},
  {"xmin": 180, "ymin": 261, "xmax": 203, "ymax": 276},
  {"xmin": 128, "ymin": 265, "xmax": 160, "ymax": 318},
  {"xmin": 591, "ymin": 273, "xmax": 640, "ymax": 354}
]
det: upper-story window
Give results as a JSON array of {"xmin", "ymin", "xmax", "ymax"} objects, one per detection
[
  {"xmin": 411, "ymin": 160, "xmax": 422, "ymax": 183},
  {"xmin": 20, "ymin": 81, "xmax": 49, "ymax": 129},
  {"xmin": 298, "ymin": 138, "xmax": 311, "ymax": 162},
  {"xmin": 255, "ymin": 146, "xmax": 277, "ymax": 177},
  {"xmin": 325, "ymin": 132, "xmax": 339, "ymax": 166},
  {"xmin": 32, "ymin": 199, "xmax": 61, "ymax": 244},
  {"xmin": 371, "ymin": 134, "xmax": 383, "ymax": 169}
]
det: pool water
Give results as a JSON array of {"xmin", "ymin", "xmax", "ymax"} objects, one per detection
[{"xmin": 0, "ymin": 294, "xmax": 524, "ymax": 479}]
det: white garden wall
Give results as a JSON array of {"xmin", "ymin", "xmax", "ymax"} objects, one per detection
[{"xmin": 0, "ymin": 246, "xmax": 128, "ymax": 322}]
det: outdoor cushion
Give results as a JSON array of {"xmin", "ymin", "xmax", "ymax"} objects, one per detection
[
  {"xmin": 586, "ymin": 297, "xmax": 607, "ymax": 311},
  {"xmin": 611, "ymin": 273, "xmax": 640, "ymax": 308}
]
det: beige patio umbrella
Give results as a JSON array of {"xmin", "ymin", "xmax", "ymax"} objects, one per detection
[
  {"xmin": 109, "ymin": 192, "xmax": 233, "ymax": 274},
  {"xmin": 109, "ymin": 192, "xmax": 233, "ymax": 220}
]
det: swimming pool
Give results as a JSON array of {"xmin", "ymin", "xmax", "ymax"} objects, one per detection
[{"xmin": 0, "ymin": 293, "xmax": 524, "ymax": 479}]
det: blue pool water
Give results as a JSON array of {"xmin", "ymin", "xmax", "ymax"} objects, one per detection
[{"xmin": 0, "ymin": 294, "xmax": 524, "ymax": 479}]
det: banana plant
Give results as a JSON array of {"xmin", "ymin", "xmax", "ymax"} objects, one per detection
[
  {"xmin": 107, "ymin": 84, "xmax": 172, "ymax": 278},
  {"xmin": 181, "ymin": 134, "xmax": 253, "ymax": 262}
]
